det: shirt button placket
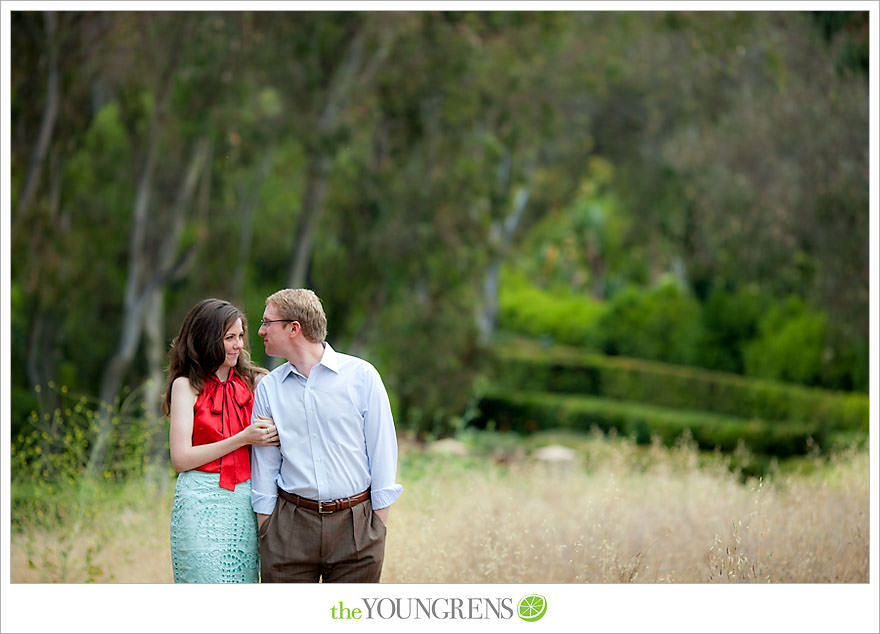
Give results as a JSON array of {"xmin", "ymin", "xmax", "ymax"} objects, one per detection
[{"xmin": 305, "ymin": 382, "xmax": 323, "ymax": 499}]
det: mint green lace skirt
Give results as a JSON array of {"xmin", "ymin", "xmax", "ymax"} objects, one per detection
[{"xmin": 170, "ymin": 470, "xmax": 260, "ymax": 583}]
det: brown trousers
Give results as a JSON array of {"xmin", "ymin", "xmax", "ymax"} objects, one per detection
[{"xmin": 258, "ymin": 493, "xmax": 386, "ymax": 583}]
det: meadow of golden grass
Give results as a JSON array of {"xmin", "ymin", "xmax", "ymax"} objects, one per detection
[{"xmin": 10, "ymin": 430, "xmax": 869, "ymax": 583}]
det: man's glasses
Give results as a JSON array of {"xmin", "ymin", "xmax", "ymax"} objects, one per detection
[{"xmin": 260, "ymin": 319, "xmax": 293, "ymax": 328}]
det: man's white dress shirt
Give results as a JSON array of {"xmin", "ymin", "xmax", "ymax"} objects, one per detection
[{"xmin": 250, "ymin": 343, "xmax": 403, "ymax": 515}]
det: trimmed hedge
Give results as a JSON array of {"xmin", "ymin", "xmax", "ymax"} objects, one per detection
[
  {"xmin": 487, "ymin": 340, "xmax": 868, "ymax": 434},
  {"xmin": 475, "ymin": 390, "xmax": 825, "ymax": 458}
]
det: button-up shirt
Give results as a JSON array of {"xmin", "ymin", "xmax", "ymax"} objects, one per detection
[{"xmin": 250, "ymin": 343, "xmax": 403, "ymax": 515}]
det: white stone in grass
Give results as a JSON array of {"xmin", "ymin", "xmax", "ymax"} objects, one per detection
[{"xmin": 533, "ymin": 444, "xmax": 578, "ymax": 464}]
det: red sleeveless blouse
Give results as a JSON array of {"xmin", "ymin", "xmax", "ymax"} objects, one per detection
[{"xmin": 192, "ymin": 369, "xmax": 254, "ymax": 490}]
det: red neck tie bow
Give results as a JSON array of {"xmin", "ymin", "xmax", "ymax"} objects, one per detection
[{"xmin": 206, "ymin": 371, "xmax": 253, "ymax": 490}]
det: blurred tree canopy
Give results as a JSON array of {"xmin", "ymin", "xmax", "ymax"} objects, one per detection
[{"xmin": 10, "ymin": 10, "xmax": 869, "ymax": 451}]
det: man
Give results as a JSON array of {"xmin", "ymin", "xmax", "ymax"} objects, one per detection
[{"xmin": 250, "ymin": 288, "xmax": 402, "ymax": 582}]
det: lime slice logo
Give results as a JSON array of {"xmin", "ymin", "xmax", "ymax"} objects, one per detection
[{"xmin": 517, "ymin": 594, "xmax": 547, "ymax": 622}]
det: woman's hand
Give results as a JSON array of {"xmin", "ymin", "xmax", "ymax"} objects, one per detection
[{"xmin": 246, "ymin": 415, "xmax": 280, "ymax": 446}]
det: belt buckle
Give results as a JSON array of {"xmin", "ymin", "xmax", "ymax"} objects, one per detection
[{"xmin": 317, "ymin": 500, "xmax": 333, "ymax": 514}]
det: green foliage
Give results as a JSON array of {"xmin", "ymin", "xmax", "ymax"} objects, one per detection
[
  {"xmin": 497, "ymin": 269, "xmax": 606, "ymax": 347},
  {"xmin": 741, "ymin": 296, "xmax": 866, "ymax": 392},
  {"xmin": 11, "ymin": 383, "xmax": 170, "ymax": 530},
  {"xmin": 809, "ymin": 11, "xmax": 869, "ymax": 75},
  {"xmin": 594, "ymin": 278, "xmax": 703, "ymax": 365},
  {"xmin": 592, "ymin": 11, "xmax": 868, "ymax": 354},
  {"xmin": 371, "ymin": 287, "xmax": 482, "ymax": 438},
  {"xmin": 507, "ymin": 161, "xmax": 631, "ymax": 298},
  {"xmin": 495, "ymin": 266, "xmax": 864, "ymax": 395},
  {"xmin": 9, "ymin": 12, "xmax": 867, "ymax": 453},
  {"xmin": 475, "ymin": 389, "xmax": 819, "ymax": 459},
  {"xmin": 744, "ymin": 296, "xmax": 827, "ymax": 386},
  {"xmin": 819, "ymin": 326, "xmax": 869, "ymax": 393},
  {"xmin": 694, "ymin": 283, "xmax": 766, "ymax": 373},
  {"xmin": 65, "ymin": 102, "xmax": 132, "ymax": 198},
  {"xmin": 487, "ymin": 339, "xmax": 868, "ymax": 436}
]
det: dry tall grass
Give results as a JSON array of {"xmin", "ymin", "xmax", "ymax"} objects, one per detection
[{"xmin": 10, "ymin": 431, "xmax": 869, "ymax": 583}]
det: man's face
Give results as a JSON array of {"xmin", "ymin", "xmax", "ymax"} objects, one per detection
[{"xmin": 257, "ymin": 303, "xmax": 288, "ymax": 357}]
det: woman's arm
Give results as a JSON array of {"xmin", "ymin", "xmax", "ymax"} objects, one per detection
[{"xmin": 168, "ymin": 376, "xmax": 278, "ymax": 473}]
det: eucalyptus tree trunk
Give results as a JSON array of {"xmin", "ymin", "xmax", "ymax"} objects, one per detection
[
  {"xmin": 142, "ymin": 137, "xmax": 211, "ymax": 421},
  {"xmin": 142, "ymin": 138, "xmax": 210, "ymax": 484},
  {"xmin": 286, "ymin": 19, "xmax": 395, "ymax": 289},
  {"xmin": 233, "ymin": 149, "xmax": 274, "ymax": 303},
  {"xmin": 14, "ymin": 11, "xmax": 58, "ymax": 223},
  {"xmin": 143, "ymin": 293, "xmax": 165, "ymax": 423},
  {"xmin": 478, "ymin": 188, "xmax": 531, "ymax": 345},
  {"xmin": 287, "ymin": 156, "xmax": 330, "ymax": 288},
  {"xmin": 94, "ymin": 67, "xmax": 172, "ymax": 410},
  {"xmin": 87, "ymin": 79, "xmax": 209, "ymax": 476},
  {"xmin": 16, "ymin": 16, "xmax": 62, "ymax": 398},
  {"xmin": 26, "ymin": 311, "xmax": 57, "ymax": 415},
  {"xmin": 477, "ymin": 149, "xmax": 534, "ymax": 345},
  {"xmin": 89, "ymin": 102, "xmax": 166, "ymax": 476},
  {"xmin": 142, "ymin": 290, "xmax": 167, "ymax": 487}
]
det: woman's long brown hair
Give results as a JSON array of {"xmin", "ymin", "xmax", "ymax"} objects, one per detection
[{"xmin": 162, "ymin": 298, "xmax": 266, "ymax": 416}]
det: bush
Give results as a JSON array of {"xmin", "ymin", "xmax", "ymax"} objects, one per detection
[
  {"xmin": 593, "ymin": 278, "xmax": 703, "ymax": 365},
  {"xmin": 371, "ymin": 288, "xmax": 482, "ymax": 438},
  {"xmin": 11, "ymin": 384, "xmax": 170, "ymax": 493},
  {"xmin": 495, "ymin": 272, "xmax": 867, "ymax": 394},
  {"xmin": 695, "ymin": 283, "xmax": 766, "ymax": 374},
  {"xmin": 497, "ymin": 269, "xmax": 606, "ymax": 347},
  {"xmin": 744, "ymin": 297, "xmax": 828, "ymax": 386},
  {"xmin": 818, "ymin": 326, "xmax": 869, "ymax": 392},
  {"xmin": 743, "ymin": 296, "xmax": 868, "ymax": 393},
  {"xmin": 486, "ymin": 339, "xmax": 868, "ymax": 434},
  {"xmin": 474, "ymin": 389, "xmax": 820, "ymax": 458}
]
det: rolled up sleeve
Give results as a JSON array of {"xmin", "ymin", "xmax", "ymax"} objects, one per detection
[
  {"xmin": 250, "ymin": 381, "xmax": 282, "ymax": 515},
  {"xmin": 363, "ymin": 365, "xmax": 403, "ymax": 510}
]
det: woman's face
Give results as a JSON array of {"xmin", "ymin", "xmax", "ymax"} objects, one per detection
[{"xmin": 220, "ymin": 318, "xmax": 245, "ymax": 371}]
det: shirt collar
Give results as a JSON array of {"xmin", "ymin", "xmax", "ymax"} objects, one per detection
[
  {"xmin": 320, "ymin": 342, "xmax": 340, "ymax": 374},
  {"xmin": 281, "ymin": 342, "xmax": 339, "ymax": 380}
]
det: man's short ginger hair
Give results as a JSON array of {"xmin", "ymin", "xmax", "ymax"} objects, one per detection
[{"xmin": 267, "ymin": 288, "xmax": 327, "ymax": 343}]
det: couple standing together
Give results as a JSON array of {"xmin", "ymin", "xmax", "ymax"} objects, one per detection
[{"xmin": 164, "ymin": 288, "xmax": 402, "ymax": 583}]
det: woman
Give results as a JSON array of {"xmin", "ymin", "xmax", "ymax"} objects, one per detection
[{"xmin": 163, "ymin": 298, "xmax": 279, "ymax": 583}]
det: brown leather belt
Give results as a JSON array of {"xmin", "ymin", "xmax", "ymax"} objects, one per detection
[{"xmin": 277, "ymin": 486, "xmax": 370, "ymax": 514}]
